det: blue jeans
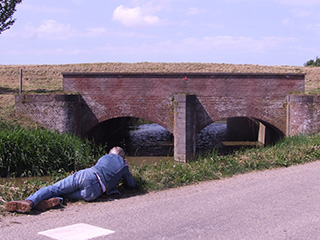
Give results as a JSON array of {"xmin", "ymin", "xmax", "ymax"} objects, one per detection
[{"xmin": 26, "ymin": 169, "xmax": 102, "ymax": 206}]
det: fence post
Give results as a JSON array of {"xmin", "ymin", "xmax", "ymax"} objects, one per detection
[{"xmin": 19, "ymin": 69, "xmax": 23, "ymax": 94}]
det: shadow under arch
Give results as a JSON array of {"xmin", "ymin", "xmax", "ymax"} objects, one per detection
[
  {"xmin": 196, "ymin": 117, "xmax": 285, "ymax": 155},
  {"xmin": 224, "ymin": 117, "xmax": 284, "ymax": 146},
  {"xmin": 254, "ymin": 118, "xmax": 284, "ymax": 145},
  {"xmin": 85, "ymin": 117, "xmax": 173, "ymax": 156}
]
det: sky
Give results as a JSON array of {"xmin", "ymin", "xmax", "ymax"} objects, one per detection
[{"xmin": 1, "ymin": 0, "xmax": 320, "ymax": 66}]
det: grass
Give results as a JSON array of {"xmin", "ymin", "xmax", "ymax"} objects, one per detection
[
  {"xmin": 1, "ymin": 127, "xmax": 319, "ymax": 215},
  {"xmin": 129, "ymin": 133, "xmax": 320, "ymax": 191}
]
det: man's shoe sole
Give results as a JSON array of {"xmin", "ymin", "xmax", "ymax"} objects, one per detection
[
  {"xmin": 5, "ymin": 201, "xmax": 32, "ymax": 213},
  {"xmin": 34, "ymin": 198, "xmax": 62, "ymax": 211}
]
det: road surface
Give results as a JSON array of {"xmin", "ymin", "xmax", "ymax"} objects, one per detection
[{"xmin": 1, "ymin": 160, "xmax": 320, "ymax": 239}]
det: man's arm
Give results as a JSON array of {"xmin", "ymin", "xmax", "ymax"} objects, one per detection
[{"xmin": 122, "ymin": 165, "xmax": 137, "ymax": 189}]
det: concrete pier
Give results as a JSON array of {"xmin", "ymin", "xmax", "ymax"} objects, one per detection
[{"xmin": 174, "ymin": 94, "xmax": 197, "ymax": 162}]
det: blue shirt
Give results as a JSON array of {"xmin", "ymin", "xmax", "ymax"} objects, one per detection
[{"xmin": 90, "ymin": 153, "xmax": 137, "ymax": 195}]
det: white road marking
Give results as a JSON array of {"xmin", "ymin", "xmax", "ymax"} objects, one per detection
[{"xmin": 38, "ymin": 223, "xmax": 115, "ymax": 240}]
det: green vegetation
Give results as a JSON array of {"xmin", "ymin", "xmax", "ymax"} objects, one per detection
[
  {"xmin": 1, "ymin": 118, "xmax": 319, "ymax": 214},
  {"xmin": 0, "ymin": 0, "xmax": 22, "ymax": 34},
  {"xmin": 131, "ymin": 134, "xmax": 320, "ymax": 191},
  {"xmin": 0, "ymin": 120, "xmax": 105, "ymax": 178},
  {"xmin": 0, "ymin": 170, "xmax": 70, "ymax": 212},
  {"xmin": 304, "ymin": 56, "xmax": 320, "ymax": 67}
]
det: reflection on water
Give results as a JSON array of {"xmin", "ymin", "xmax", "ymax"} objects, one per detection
[
  {"xmin": 127, "ymin": 123, "xmax": 174, "ymax": 156},
  {"xmin": 125, "ymin": 122, "xmax": 228, "ymax": 165},
  {"xmin": 126, "ymin": 122, "xmax": 228, "ymax": 156},
  {"xmin": 196, "ymin": 123, "xmax": 228, "ymax": 155}
]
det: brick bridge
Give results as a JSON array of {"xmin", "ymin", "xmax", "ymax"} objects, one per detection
[{"xmin": 15, "ymin": 72, "xmax": 320, "ymax": 162}]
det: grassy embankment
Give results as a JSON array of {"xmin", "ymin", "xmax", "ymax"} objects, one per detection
[
  {"xmin": 0, "ymin": 63, "xmax": 319, "ymax": 214},
  {"xmin": 1, "ymin": 120, "xmax": 319, "ymax": 214}
]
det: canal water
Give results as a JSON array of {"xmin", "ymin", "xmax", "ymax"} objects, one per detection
[
  {"xmin": 126, "ymin": 122, "xmax": 228, "ymax": 157},
  {"xmin": 0, "ymin": 176, "xmax": 52, "ymax": 186}
]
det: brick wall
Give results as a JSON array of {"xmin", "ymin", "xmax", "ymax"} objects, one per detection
[
  {"xmin": 63, "ymin": 73, "xmax": 305, "ymax": 136},
  {"xmin": 15, "ymin": 94, "xmax": 80, "ymax": 134},
  {"xmin": 287, "ymin": 95, "xmax": 320, "ymax": 135}
]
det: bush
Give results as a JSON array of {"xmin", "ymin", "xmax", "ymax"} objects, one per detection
[{"xmin": 304, "ymin": 56, "xmax": 320, "ymax": 66}]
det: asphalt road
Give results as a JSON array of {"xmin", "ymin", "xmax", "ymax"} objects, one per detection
[{"xmin": 1, "ymin": 160, "xmax": 320, "ymax": 240}]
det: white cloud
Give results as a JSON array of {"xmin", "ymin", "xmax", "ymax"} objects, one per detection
[
  {"xmin": 305, "ymin": 23, "xmax": 320, "ymax": 34},
  {"xmin": 112, "ymin": 5, "xmax": 161, "ymax": 27},
  {"xmin": 86, "ymin": 28, "xmax": 108, "ymax": 38},
  {"xmin": 71, "ymin": 0, "xmax": 84, "ymax": 4},
  {"xmin": 21, "ymin": 20, "xmax": 108, "ymax": 40},
  {"xmin": 186, "ymin": 7, "xmax": 203, "ymax": 16},
  {"xmin": 292, "ymin": 9, "xmax": 313, "ymax": 18},
  {"xmin": 26, "ymin": 20, "xmax": 74, "ymax": 40},
  {"xmin": 175, "ymin": 36, "xmax": 297, "ymax": 54},
  {"xmin": 96, "ymin": 35, "xmax": 297, "ymax": 59},
  {"xmin": 275, "ymin": 0, "xmax": 320, "ymax": 5},
  {"xmin": 282, "ymin": 18, "xmax": 292, "ymax": 26},
  {"xmin": 19, "ymin": 3, "xmax": 68, "ymax": 13},
  {"xmin": 5, "ymin": 47, "xmax": 90, "ymax": 57}
]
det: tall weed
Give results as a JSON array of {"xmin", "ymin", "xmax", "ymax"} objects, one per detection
[{"xmin": 0, "ymin": 120, "xmax": 104, "ymax": 177}]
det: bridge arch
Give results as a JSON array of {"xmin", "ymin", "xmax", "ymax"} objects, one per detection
[
  {"xmin": 206, "ymin": 109, "xmax": 286, "ymax": 136},
  {"xmin": 85, "ymin": 116, "xmax": 173, "ymax": 156},
  {"xmin": 195, "ymin": 116, "xmax": 284, "ymax": 155},
  {"xmin": 96, "ymin": 113, "xmax": 173, "ymax": 134}
]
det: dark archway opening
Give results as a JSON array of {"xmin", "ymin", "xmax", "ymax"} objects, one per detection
[
  {"xmin": 196, "ymin": 117, "xmax": 284, "ymax": 155},
  {"xmin": 257, "ymin": 119, "xmax": 284, "ymax": 145},
  {"xmin": 85, "ymin": 117, "xmax": 130, "ymax": 152},
  {"xmin": 85, "ymin": 117, "xmax": 174, "ymax": 156},
  {"xmin": 224, "ymin": 117, "xmax": 284, "ymax": 145},
  {"xmin": 86, "ymin": 117, "xmax": 284, "ymax": 158}
]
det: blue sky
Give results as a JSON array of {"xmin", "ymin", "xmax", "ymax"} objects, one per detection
[{"xmin": 1, "ymin": 0, "xmax": 320, "ymax": 66}]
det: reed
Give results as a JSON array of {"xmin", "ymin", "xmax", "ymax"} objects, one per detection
[{"xmin": 0, "ymin": 120, "xmax": 105, "ymax": 178}]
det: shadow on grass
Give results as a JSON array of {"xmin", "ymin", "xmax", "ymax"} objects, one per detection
[
  {"xmin": 0, "ymin": 88, "xmax": 63, "ymax": 95},
  {"xmin": 0, "ymin": 87, "xmax": 17, "ymax": 94}
]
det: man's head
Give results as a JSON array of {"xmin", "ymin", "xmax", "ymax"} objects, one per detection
[{"xmin": 109, "ymin": 146, "xmax": 125, "ymax": 159}]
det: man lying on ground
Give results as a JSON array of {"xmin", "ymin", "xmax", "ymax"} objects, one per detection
[{"xmin": 5, "ymin": 146, "xmax": 137, "ymax": 213}]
